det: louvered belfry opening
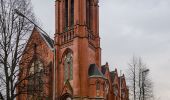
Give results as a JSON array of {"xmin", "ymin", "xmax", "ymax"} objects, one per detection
[
  {"xmin": 65, "ymin": 0, "xmax": 68, "ymax": 28},
  {"xmin": 86, "ymin": 0, "xmax": 91, "ymax": 29},
  {"xmin": 65, "ymin": 0, "xmax": 74, "ymax": 30},
  {"xmin": 70, "ymin": 0, "xmax": 74, "ymax": 26}
]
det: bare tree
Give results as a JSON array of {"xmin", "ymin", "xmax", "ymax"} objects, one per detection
[
  {"xmin": 127, "ymin": 56, "xmax": 154, "ymax": 100},
  {"xmin": 127, "ymin": 56, "xmax": 138, "ymax": 100},
  {"xmin": 0, "ymin": 0, "xmax": 36, "ymax": 99}
]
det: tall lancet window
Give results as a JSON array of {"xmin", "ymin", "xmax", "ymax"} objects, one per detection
[
  {"xmin": 70, "ymin": 0, "xmax": 74, "ymax": 26},
  {"xmin": 65, "ymin": 0, "xmax": 74, "ymax": 29},
  {"xmin": 64, "ymin": 52, "xmax": 73, "ymax": 82},
  {"xmin": 65, "ymin": 0, "xmax": 68, "ymax": 27},
  {"xmin": 28, "ymin": 60, "xmax": 44, "ymax": 99},
  {"xmin": 86, "ymin": 0, "xmax": 91, "ymax": 29},
  {"xmin": 96, "ymin": 81, "xmax": 100, "ymax": 96}
]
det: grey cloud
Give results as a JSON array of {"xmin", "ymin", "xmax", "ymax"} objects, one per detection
[{"xmin": 99, "ymin": 1, "xmax": 170, "ymax": 99}]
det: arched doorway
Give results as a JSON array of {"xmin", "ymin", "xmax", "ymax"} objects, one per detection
[{"xmin": 61, "ymin": 93, "xmax": 72, "ymax": 100}]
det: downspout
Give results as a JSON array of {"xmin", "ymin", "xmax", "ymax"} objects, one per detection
[{"xmin": 53, "ymin": 48, "xmax": 56, "ymax": 100}]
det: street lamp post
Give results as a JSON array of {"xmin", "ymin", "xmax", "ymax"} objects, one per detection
[
  {"xmin": 142, "ymin": 69, "xmax": 149, "ymax": 100},
  {"xmin": 14, "ymin": 9, "xmax": 56, "ymax": 100},
  {"xmin": 14, "ymin": 9, "xmax": 51, "ymax": 40}
]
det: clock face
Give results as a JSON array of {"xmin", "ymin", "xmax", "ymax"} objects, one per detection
[{"xmin": 65, "ymin": 53, "xmax": 72, "ymax": 63}]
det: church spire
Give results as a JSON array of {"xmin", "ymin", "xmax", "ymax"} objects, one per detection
[{"xmin": 54, "ymin": 0, "xmax": 101, "ymax": 98}]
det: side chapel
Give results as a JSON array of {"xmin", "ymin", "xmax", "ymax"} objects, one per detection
[{"xmin": 18, "ymin": 0, "xmax": 129, "ymax": 100}]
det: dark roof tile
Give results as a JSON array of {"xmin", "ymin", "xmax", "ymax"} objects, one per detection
[
  {"xmin": 41, "ymin": 33, "xmax": 54, "ymax": 48},
  {"xmin": 36, "ymin": 27, "xmax": 54, "ymax": 49},
  {"xmin": 88, "ymin": 64, "xmax": 106, "ymax": 78},
  {"xmin": 101, "ymin": 65, "xmax": 107, "ymax": 75}
]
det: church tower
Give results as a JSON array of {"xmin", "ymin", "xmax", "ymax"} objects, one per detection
[{"xmin": 54, "ymin": 0, "xmax": 102, "ymax": 99}]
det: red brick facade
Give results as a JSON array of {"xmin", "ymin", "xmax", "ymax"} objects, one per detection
[{"xmin": 18, "ymin": 0, "xmax": 129, "ymax": 100}]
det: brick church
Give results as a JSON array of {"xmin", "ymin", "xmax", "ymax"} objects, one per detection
[{"xmin": 18, "ymin": 0, "xmax": 129, "ymax": 100}]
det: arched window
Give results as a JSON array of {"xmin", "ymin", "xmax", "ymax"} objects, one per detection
[
  {"xmin": 104, "ymin": 81, "xmax": 109, "ymax": 99},
  {"xmin": 96, "ymin": 81, "xmax": 100, "ymax": 90},
  {"xmin": 28, "ymin": 60, "xmax": 44, "ymax": 99},
  {"xmin": 103, "ymin": 83, "xmax": 105, "ymax": 91},
  {"xmin": 113, "ymin": 85, "xmax": 118, "ymax": 96},
  {"xmin": 96, "ymin": 81, "xmax": 100, "ymax": 96},
  {"xmin": 64, "ymin": 52, "xmax": 73, "ymax": 82}
]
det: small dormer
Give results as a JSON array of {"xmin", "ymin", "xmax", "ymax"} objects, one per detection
[{"xmin": 88, "ymin": 64, "xmax": 108, "ymax": 99}]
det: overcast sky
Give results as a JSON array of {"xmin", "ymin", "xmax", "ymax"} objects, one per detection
[{"xmin": 31, "ymin": 0, "xmax": 170, "ymax": 99}]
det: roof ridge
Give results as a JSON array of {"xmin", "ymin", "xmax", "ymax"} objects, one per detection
[{"xmin": 35, "ymin": 27, "xmax": 54, "ymax": 50}]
